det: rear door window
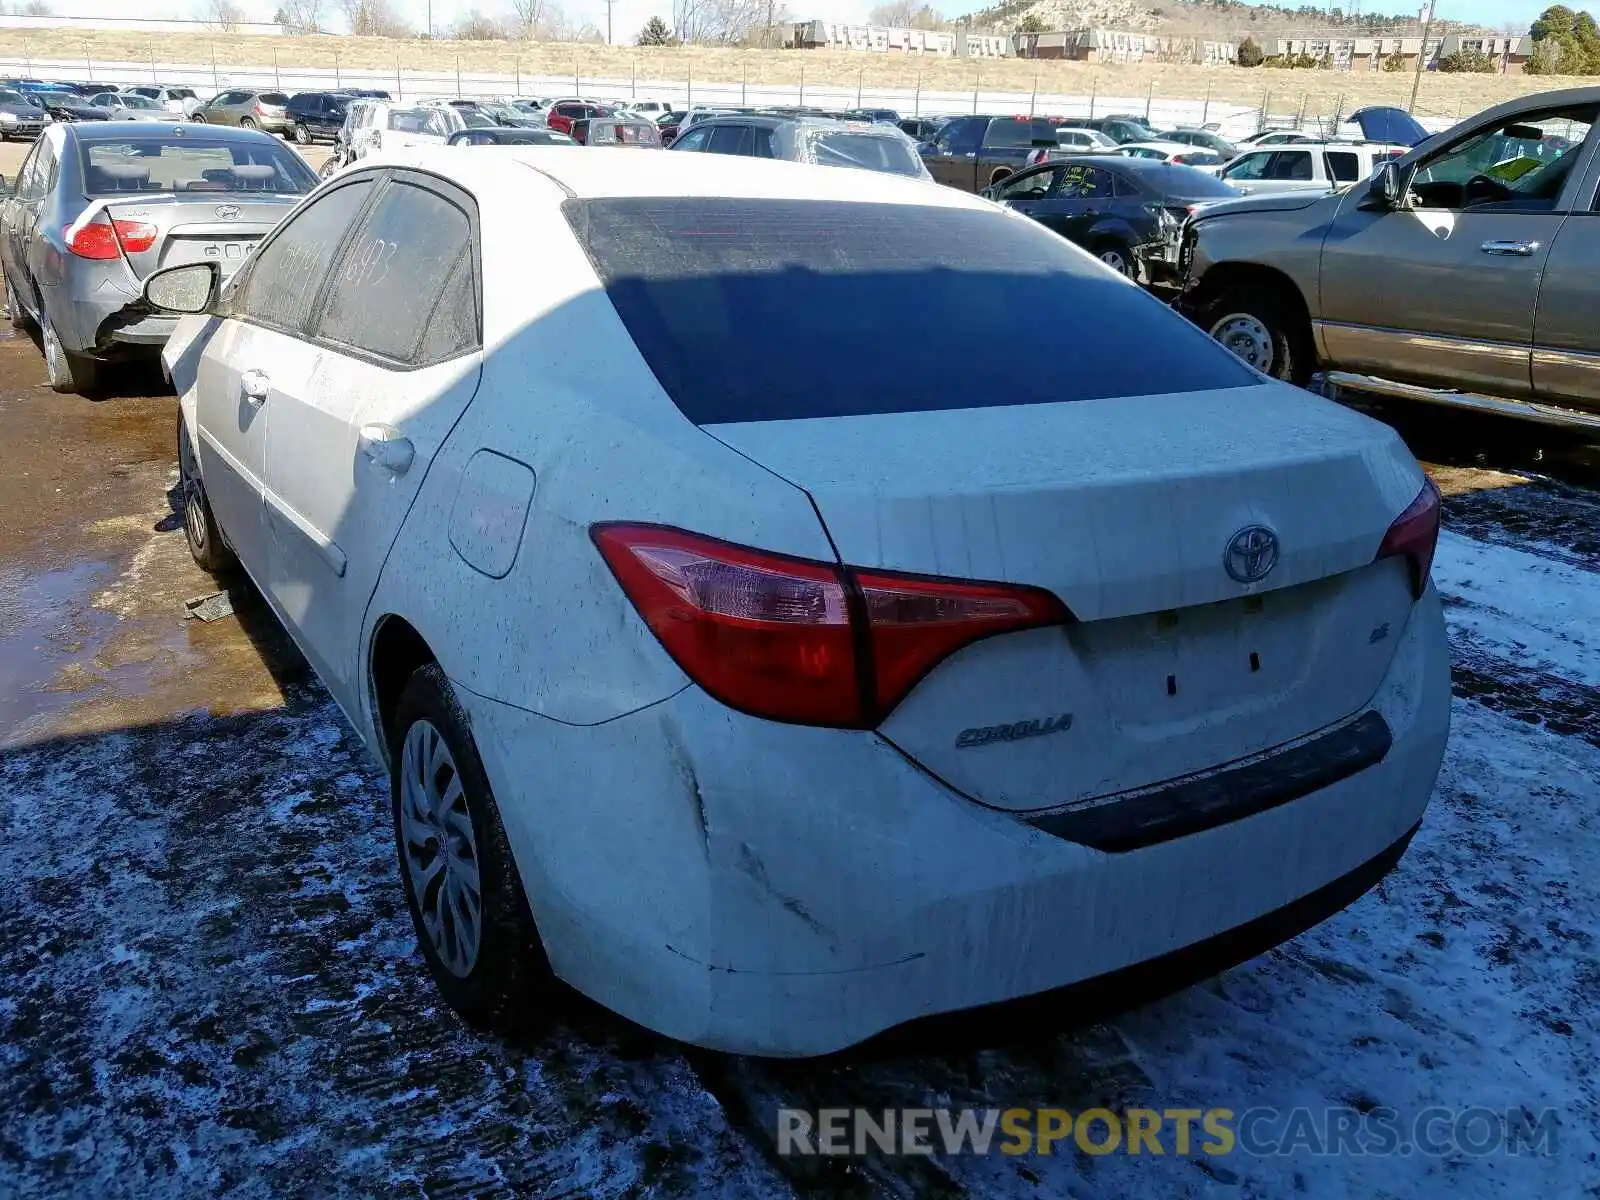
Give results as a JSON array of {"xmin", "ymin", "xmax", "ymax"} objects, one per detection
[
  {"xmin": 235, "ymin": 178, "xmax": 374, "ymax": 333},
  {"xmin": 707, "ymin": 123, "xmax": 752, "ymax": 155},
  {"xmin": 1324, "ymin": 150, "xmax": 1361, "ymax": 182},
  {"xmin": 564, "ymin": 197, "xmax": 1256, "ymax": 424},
  {"xmin": 983, "ymin": 119, "xmax": 1033, "ymax": 150},
  {"xmin": 315, "ymin": 179, "xmax": 478, "ymax": 365},
  {"xmin": 1269, "ymin": 151, "xmax": 1314, "ymax": 180}
]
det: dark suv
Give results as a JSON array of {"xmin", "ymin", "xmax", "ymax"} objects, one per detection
[
  {"xmin": 920, "ymin": 115, "xmax": 1086, "ymax": 191},
  {"xmin": 285, "ymin": 91, "xmax": 349, "ymax": 144}
]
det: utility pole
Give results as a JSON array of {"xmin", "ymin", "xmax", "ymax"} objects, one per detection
[
  {"xmin": 1408, "ymin": 0, "xmax": 1436, "ymax": 113},
  {"xmin": 605, "ymin": 0, "xmax": 614, "ymax": 44}
]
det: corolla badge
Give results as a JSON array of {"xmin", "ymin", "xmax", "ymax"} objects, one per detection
[
  {"xmin": 1224, "ymin": 525, "xmax": 1280, "ymax": 584},
  {"xmin": 215, "ymin": 204, "xmax": 241, "ymax": 221}
]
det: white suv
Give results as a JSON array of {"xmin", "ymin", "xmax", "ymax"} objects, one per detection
[{"xmin": 1220, "ymin": 141, "xmax": 1405, "ymax": 195}]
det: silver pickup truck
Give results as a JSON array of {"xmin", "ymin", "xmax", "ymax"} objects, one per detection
[{"xmin": 1177, "ymin": 86, "xmax": 1600, "ymax": 431}]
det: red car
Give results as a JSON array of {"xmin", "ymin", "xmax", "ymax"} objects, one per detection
[{"xmin": 544, "ymin": 100, "xmax": 615, "ymax": 136}]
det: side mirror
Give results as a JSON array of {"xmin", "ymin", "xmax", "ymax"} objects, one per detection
[
  {"xmin": 1368, "ymin": 159, "xmax": 1403, "ymax": 210},
  {"xmin": 142, "ymin": 262, "xmax": 219, "ymax": 314},
  {"xmin": 981, "ymin": 185, "xmax": 997, "ymax": 200}
]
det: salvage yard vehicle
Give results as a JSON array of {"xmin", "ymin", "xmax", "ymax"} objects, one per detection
[
  {"xmin": 568, "ymin": 114, "xmax": 662, "ymax": 147},
  {"xmin": 670, "ymin": 114, "xmax": 931, "ymax": 179},
  {"xmin": 921, "ymin": 114, "xmax": 1099, "ymax": 190},
  {"xmin": 1180, "ymin": 86, "xmax": 1600, "ymax": 428},
  {"xmin": 123, "ymin": 84, "xmax": 202, "ymax": 119},
  {"xmin": 1218, "ymin": 141, "xmax": 1402, "ymax": 196},
  {"xmin": 0, "ymin": 88, "xmax": 47, "ymax": 140},
  {"xmin": 193, "ymin": 89, "xmax": 293, "ymax": 136},
  {"xmin": 984, "ymin": 155, "xmax": 1238, "ymax": 277},
  {"xmin": 147, "ymin": 146, "xmax": 1448, "ymax": 1057},
  {"xmin": 85, "ymin": 92, "xmax": 169, "ymax": 122},
  {"xmin": 0, "ymin": 121, "xmax": 317, "ymax": 392},
  {"xmin": 286, "ymin": 90, "xmax": 352, "ymax": 144},
  {"xmin": 1117, "ymin": 141, "xmax": 1229, "ymax": 175}
]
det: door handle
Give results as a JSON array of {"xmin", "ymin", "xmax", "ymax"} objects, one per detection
[
  {"xmin": 358, "ymin": 423, "xmax": 414, "ymax": 475},
  {"xmin": 241, "ymin": 368, "xmax": 270, "ymax": 404},
  {"xmin": 1480, "ymin": 240, "xmax": 1540, "ymax": 256}
]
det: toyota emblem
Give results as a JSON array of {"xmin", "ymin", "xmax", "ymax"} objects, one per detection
[
  {"xmin": 1224, "ymin": 525, "xmax": 1280, "ymax": 584},
  {"xmin": 215, "ymin": 204, "xmax": 241, "ymax": 221}
]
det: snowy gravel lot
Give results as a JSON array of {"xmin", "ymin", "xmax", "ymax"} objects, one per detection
[{"xmin": 2, "ymin": 443, "xmax": 1597, "ymax": 1196}]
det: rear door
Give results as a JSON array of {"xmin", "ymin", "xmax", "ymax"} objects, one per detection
[
  {"xmin": 926, "ymin": 117, "xmax": 983, "ymax": 190},
  {"xmin": 261, "ymin": 171, "xmax": 483, "ymax": 715},
  {"xmin": 1531, "ymin": 180, "xmax": 1600, "ymax": 408},
  {"xmin": 194, "ymin": 175, "xmax": 378, "ymax": 587}
]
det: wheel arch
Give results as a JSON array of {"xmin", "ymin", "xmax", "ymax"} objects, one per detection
[
  {"xmin": 368, "ymin": 614, "xmax": 439, "ymax": 770},
  {"xmin": 1187, "ymin": 261, "xmax": 1313, "ymax": 334}
]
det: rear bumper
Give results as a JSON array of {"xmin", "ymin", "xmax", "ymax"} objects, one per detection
[
  {"xmin": 456, "ymin": 583, "xmax": 1450, "ymax": 1057},
  {"xmin": 44, "ymin": 273, "xmax": 174, "ymax": 359}
]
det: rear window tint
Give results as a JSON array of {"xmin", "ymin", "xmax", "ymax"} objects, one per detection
[
  {"xmin": 809, "ymin": 131, "xmax": 922, "ymax": 177},
  {"xmin": 258, "ymin": 92, "xmax": 290, "ymax": 105},
  {"xmin": 564, "ymin": 198, "xmax": 1256, "ymax": 425}
]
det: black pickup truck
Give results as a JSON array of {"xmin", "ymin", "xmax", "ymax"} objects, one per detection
[{"xmin": 919, "ymin": 115, "xmax": 1086, "ymax": 192}]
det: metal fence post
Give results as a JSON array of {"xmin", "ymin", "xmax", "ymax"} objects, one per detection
[
  {"xmin": 631, "ymin": 56, "xmax": 636, "ymax": 99},
  {"xmin": 971, "ymin": 69, "xmax": 979, "ymax": 114},
  {"xmin": 458, "ymin": 54, "xmax": 464, "ymax": 95},
  {"xmin": 211, "ymin": 44, "xmax": 218, "ymax": 91},
  {"xmin": 1259, "ymin": 88, "xmax": 1269, "ymax": 134},
  {"xmin": 913, "ymin": 71, "xmax": 920, "ymax": 117},
  {"xmin": 1296, "ymin": 91, "xmax": 1306, "ymax": 130},
  {"xmin": 274, "ymin": 49, "xmax": 280, "ymax": 91},
  {"xmin": 85, "ymin": 42, "xmax": 92, "ymax": 81},
  {"xmin": 856, "ymin": 68, "xmax": 863, "ymax": 107},
  {"xmin": 796, "ymin": 64, "xmax": 802, "ymax": 106},
  {"xmin": 689, "ymin": 65, "xmax": 695, "ymax": 109},
  {"xmin": 1089, "ymin": 77, "xmax": 1097, "ymax": 118},
  {"xmin": 572, "ymin": 52, "xmax": 579, "ymax": 94},
  {"xmin": 150, "ymin": 49, "xmax": 157, "ymax": 84},
  {"xmin": 1202, "ymin": 85, "xmax": 1210, "ymax": 126},
  {"xmin": 1029, "ymin": 74, "xmax": 1037, "ymax": 116},
  {"xmin": 335, "ymin": 51, "xmax": 342, "ymax": 90},
  {"xmin": 1145, "ymin": 79, "xmax": 1154, "ymax": 121}
]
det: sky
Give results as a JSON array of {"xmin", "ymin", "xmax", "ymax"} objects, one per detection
[{"xmin": 36, "ymin": 0, "xmax": 1561, "ymax": 39}]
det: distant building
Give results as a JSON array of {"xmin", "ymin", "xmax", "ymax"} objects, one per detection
[
  {"xmin": 1262, "ymin": 33, "xmax": 1526, "ymax": 73},
  {"xmin": 1015, "ymin": 28, "xmax": 1238, "ymax": 66},
  {"xmin": 787, "ymin": 20, "xmax": 1011, "ymax": 57}
]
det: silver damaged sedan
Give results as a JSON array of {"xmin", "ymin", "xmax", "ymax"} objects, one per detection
[{"xmin": 0, "ymin": 120, "xmax": 318, "ymax": 392}]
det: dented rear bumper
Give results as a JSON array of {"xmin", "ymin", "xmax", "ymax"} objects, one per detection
[{"xmin": 455, "ymin": 584, "xmax": 1450, "ymax": 1057}]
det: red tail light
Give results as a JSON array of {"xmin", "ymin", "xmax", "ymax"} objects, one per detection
[
  {"xmin": 254, "ymin": 102, "xmax": 264, "ymax": 115},
  {"xmin": 66, "ymin": 216, "xmax": 120, "ymax": 260},
  {"xmin": 113, "ymin": 219, "xmax": 156, "ymax": 253},
  {"xmin": 1376, "ymin": 480, "xmax": 1441, "ymax": 599},
  {"xmin": 591, "ymin": 524, "xmax": 1070, "ymax": 727}
]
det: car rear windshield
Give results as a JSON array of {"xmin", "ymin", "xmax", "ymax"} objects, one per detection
[
  {"xmin": 565, "ymin": 198, "xmax": 1257, "ymax": 424},
  {"xmin": 808, "ymin": 131, "xmax": 922, "ymax": 177},
  {"xmin": 81, "ymin": 137, "xmax": 318, "ymax": 196},
  {"xmin": 257, "ymin": 92, "xmax": 290, "ymax": 106}
]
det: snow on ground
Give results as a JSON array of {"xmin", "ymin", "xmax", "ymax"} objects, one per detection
[{"xmin": 1, "ymin": 520, "xmax": 1596, "ymax": 1197}]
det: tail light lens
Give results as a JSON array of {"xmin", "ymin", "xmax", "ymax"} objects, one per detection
[
  {"xmin": 113, "ymin": 219, "xmax": 156, "ymax": 253},
  {"xmin": 66, "ymin": 216, "xmax": 120, "ymax": 259},
  {"xmin": 1376, "ymin": 480, "xmax": 1441, "ymax": 599},
  {"xmin": 592, "ymin": 523, "xmax": 1070, "ymax": 727}
]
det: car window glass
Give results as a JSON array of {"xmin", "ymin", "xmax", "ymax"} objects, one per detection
[
  {"xmin": 1057, "ymin": 162, "xmax": 1113, "ymax": 199},
  {"xmin": 316, "ymin": 181, "xmax": 475, "ymax": 364},
  {"xmin": 707, "ymin": 124, "xmax": 751, "ymax": 155},
  {"xmin": 1324, "ymin": 151, "xmax": 1360, "ymax": 182},
  {"xmin": 1222, "ymin": 152, "xmax": 1272, "ymax": 181},
  {"xmin": 999, "ymin": 167, "xmax": 1054, "ymax": 199},
  {"xmin": 983, "ymin": 119, "xmax": 1033, "ymax": 150},
  {"xmin": 236, "ymin": 178, "xmax": 373, "ymax": 331},
  {"xmin": 1264, "ymin": 151, "xmax": 1312, "ymax": 180},
  {"xmin": 1411, "ymin": 104, "xmax": 1594, "ymax": 212},
  {"xmin": 672, "ymin": 126, "xmax": 711, "ymax": 152},
  {"xmin": 753, "ymin": 129, "xmax": 777, "ymax": 158}
]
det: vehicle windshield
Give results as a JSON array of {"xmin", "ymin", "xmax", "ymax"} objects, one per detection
[
  {"xmin": 564, "ymin": 197, "xmax": 1255, "ymax": 425},
  {"xmin": 459, "ymin": 109, "xmax": 496, "ymax": 128},
  {"xmin": 81, "ymin": 137, "xmax": 318, "ymax": 196},
  {"xmin": 808, "ymin": 130, "xmax": 924, "ymax": 177},
  {"xmin": 119, "ymin": 95, "xmax": 162, "ymax": 110}
]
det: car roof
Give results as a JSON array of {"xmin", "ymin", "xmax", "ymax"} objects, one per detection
[{"xmin": 380, "ymin": 144, "xmax": 986, "ymax": 207}]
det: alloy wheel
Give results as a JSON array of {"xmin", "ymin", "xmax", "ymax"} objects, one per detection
[{"xmin": 399, "ymin": 719, "xmax": 483, "ymax": 979}]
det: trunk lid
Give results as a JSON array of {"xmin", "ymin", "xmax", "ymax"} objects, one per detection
[
  {"xmin": 104, "ymin": 194, "xmax": 302, "ymax": 280},
  {"xmin": 703, "ymin": 383, "xmax": 1426, "ymax": 812}
]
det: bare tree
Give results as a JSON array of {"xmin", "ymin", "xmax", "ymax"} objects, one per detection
[
  {"xmin": 674, "ymin": 0, "xmax": 784, "ymax": 44},
  {"xmin": 200, "ymin": 0, "xmax": 246, "ymax": 31},
  {"xmin": 19, "ymin": 0, "xmax": 54, "ymax": 13},
  {"xmin": 509, "ymin": 0, "xmax": 546, "ymax": 38},
  {"xmin": 453, "ymin": 7, "xmax": 505, "ymax": 37},
  {"xmin": 868, "ymin": 1, "xmax": 943, "ymax": 28},
  {"xmin": 538, "ymin": 1, "xmax": 602, "ymax": 41},
  {"xmin": 275, "ymin": 0, "xmax": 326, "ymax": 33},
  {"xmin": 339, "ymin": 0, "xmax": 413, "ymax": 35}
]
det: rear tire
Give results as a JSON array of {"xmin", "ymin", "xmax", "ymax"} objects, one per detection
[
  {"xmin": 1199, "ymin": 283, "xmax": 1314, "ymax": 386},
  {"xmin": 390, "ymin": 663, "xmax": 557, "ymax": 1035},
  {"xmin": 189, "ymin": 113, "xmax": 206, "ymax": 122},
  {"xmin": 38, "ymin": 303, "xmax": 98, "ymax": 394},
  {"xmin": 293, "ymin": 122, "xmax": 311, "ymax": 145},
  {"xmin": 178, "ymin": 414, "xmax": 236, "ymax": 573},
  {"xmin": 239, "ymin": 116, "xmax": 256, "ymax": 129}
]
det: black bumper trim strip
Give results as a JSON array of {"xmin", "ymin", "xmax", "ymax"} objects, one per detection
[{"xmin": 1024, "ymin": 710, "xmax": 1394, "ymax": 853}]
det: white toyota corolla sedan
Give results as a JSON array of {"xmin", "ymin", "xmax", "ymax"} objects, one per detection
[{"xmin": 147, "ymin": 147, "xmax": 1450, "ymax": 1057}]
